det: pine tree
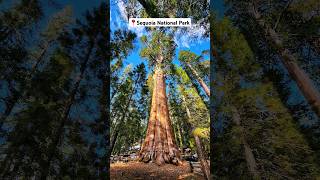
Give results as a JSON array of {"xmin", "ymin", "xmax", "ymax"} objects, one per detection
[
  {"xmin": 0, "ymin": 0, "xmax": 43, "ymax": 131},
  {"xmin": 224, "ymin": 0, "xmax": 320, "ymax": 118},
  {"xmin": 40, "ymin": 3, "xmax": 108, "ymax": 178},
  {"xmin": 0, "ymin": 6, "xmax": 73, "ymax": 130},
  {"xmin": 179, "ymin": 51, "xmax": 210, "ymax": 97},
  {"xmin": 211, "ymin": 16, "xmax": 320, "ymax": 179},
  {"xmin": 172, "ymin": 64, "xmax": 211, "ymax": 179}
]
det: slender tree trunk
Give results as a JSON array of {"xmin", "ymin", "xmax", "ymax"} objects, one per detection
[
  {"xmin": 0, "ymin": 40, "xmax": 51, "ymax": 129},
  {"xmin": 0, "ymin": 91, "xmax": 18, "ymax": 129},
  {"xmin": 0, "ymin": 42, "xmax": 53, "ymax": 176},
  {"xmin": 102, "ymin": 5, "xmax": 111, "ymax": 175},
  {"xmin": 309, "ymin": 38, "xmax": 320, "ymax": 54},
  {"xmin": 176, "ymin": 121, "xmax": 183, "ymax": 149},
  {"xmin": 109, "ymin": 72, "xmax": 139, "ymax": 156},
  {"xmin": 185, "ymin": 63, "xmax": 210, "ymax": 97},
  {"xmin": 0, "ymin": 151, "xmax": 14, "ymax": 177},
  {"xmin": 109, "ymin": 102, "xmax": 132, "ymax": 156},
  {"xmin": 251, "ymin": 5, "xmax": 320, "ymax": 118},
  {"xmin": 183, "ymin": 68, "xmax": 209, "ymax": 110},
  {"xmin": 139, "ymin": 67, "xmax": 181, "ymax": 166},
  {"xmin": 99, "ymin": 72, "xmax": 110, "ymax": 176},
  {"xmin": 194, "ymin": 136, "xmax": 210, "ymax": 180},
  {"xmin": 212, "ymin": 27, "xmax": 259, "ymax": 178},
  {"xmin": 109, "ymin": 129, "xmax": 120, "ymax": 156},
  {"xmin": 181, "ymin": 94, "xmax": 210, "ymax": 180},
  {"xmin": 40, "ymin": 41, "xmax": 94, "ymax": 179},
  {"xmin": 231, "ymin": 106, "xmax": 260, "ymax": 179}
]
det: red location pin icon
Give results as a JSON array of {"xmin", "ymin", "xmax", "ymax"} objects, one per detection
[{"xmin": 132, "ymin": 19, "xmax": 135, "ymax": 26}]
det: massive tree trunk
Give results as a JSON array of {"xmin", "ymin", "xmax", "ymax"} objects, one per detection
[
  {"xmin": 181, "ymin": 94, "xmax": 210, "ymax": 180},
  {"xmin": 231, "ymin": 106, "xmax": 260, "ymax": 179},
  {"xmin": 139, "ymin": 68, "xmax": 182, "ymax": 166},
  {"xmin": 251, "ymin": 5, "xmax": 320, "ymax": 118}
]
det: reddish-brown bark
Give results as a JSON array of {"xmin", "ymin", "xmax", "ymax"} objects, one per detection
[
  {"xmin": 251, "ymin": 5, "xmax": 320, "ymax": 118},
  {"xmin": 186, "ymin": 63, "xmax": 210, "ymax": 97},
  {"xmin": 139, "ymin": 68, "xmax": 182, "ymax": 166}
]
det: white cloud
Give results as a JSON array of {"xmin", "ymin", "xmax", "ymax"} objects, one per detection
[
  {"xmin": 129, "ymin": 25, "xmax": 147, "ymax": 38},
  {"xmin": 174, "ymin": 21, "xmax": 209, "ymax": 48},
  {"xmin": 114, "ymin": 0, "xmax": 208, "ymax": 47},
  {"xmin": 117, "ymin": 0, "xmax": 128, "ymax": 22},
  {"xmin": 113, "ymin": 0, "xmax": 147, "ymax": 38},
  {"xmin": 174, "ymin": 29, "xmax": 190, "ymax": 48}
]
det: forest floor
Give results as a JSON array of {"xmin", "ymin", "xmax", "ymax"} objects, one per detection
[{"xmin": 110, "ymin": 161, "xmax": 205, "ymax": 180}]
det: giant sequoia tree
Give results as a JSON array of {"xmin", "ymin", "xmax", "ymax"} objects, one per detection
[{"xmin": 138, "ymin": 30, "xmax": 182, "ymax": 165}]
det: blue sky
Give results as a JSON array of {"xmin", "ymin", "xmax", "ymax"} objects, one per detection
[
  {"xmin": 110, "ymin": 0, "xmax": 210, "ymax": 70},
  {"xmin": 212, "ymin": 0, "xmax": 225, "ymax": 18}
]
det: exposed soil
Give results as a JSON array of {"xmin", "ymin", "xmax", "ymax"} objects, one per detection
[{"xmin": 110, "ymin": 161, "xmax": 205, "ymax": 180}]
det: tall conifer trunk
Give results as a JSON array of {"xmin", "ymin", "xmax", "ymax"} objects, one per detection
[
  {"xmin": 185, "ymin": 63, "xmax": 210, "ymax": 97},
  {"xmin": 181, "ymin": 93, "xmax": 210, "ymax": 180},
  {"xmin": 231, "ymin": 106, "xmax": 259, "ymax": 179},
  {"xmin": 251, "ymin": 5, "xmax": 320, "ymax": 118},
  {"xmin": 40, "ymin": 40, "xmax": 94, "ymax": 179},
  {"xmin": 139, "ymin": 67, "xmax": 181, "ymax": 166}
]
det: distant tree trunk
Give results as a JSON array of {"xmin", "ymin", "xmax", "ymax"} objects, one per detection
[
  {"xmin": 181, "ymin": 123, "xmax": 187, "ymax": 148},
  {"xmin": 176, "ymin": 121, "xmax": 183, "ymax": 149},
  {"xmin": 309, "ymin": 38, "xmax": 320, "ymax": 54},
  {"xmin": 100, "ymin": 71, "xmax": 110, "ymax": 176},
  {"xmin": 109, "ymin": 129, "xmax": 120, "ymax": 156},
  {"xmin": 251, "ymin": 5, "xmax": 320, "ymax": 118},
  {"xmin": 0, "ymin": 42, "xmax": 53, "ymax": 177},
  {"xmin": 185, "ymin": 63, "xmax": 210, "ymax": 97},
  {"xmin": 0, "ymin": 40, "xmax": 51, "ymax": 129},
  {"xmin": 0, "ymin": 89, "xmax": 18, "ymax": 129},
  {"xmin": 231, "ymin": 106, "xmax": 260, "ymax": 179},
  {"xmin": 194, "ymin": 136, "xmax": 210, "ymax": 180},
  {"xmin": 182, "ymin": 67, "xmax": 209, "ymax": 110},
  {"xmin": 181, "ymin": 94, "xmax": 210, "ymax": 180},
  {"xmin": 109, "ymin": 71, "xmax": 139, "ymax": 156},
  {"xmin": 109, "ymin": 103, "xmax": 132, "ymax": 156},
  {"xmin": 139, "ymin": 67, "xmax": 182, "ymax": 166},
  {"xmin": 40, "ymin": 40, "xmax": 94, "ymax": 179}
]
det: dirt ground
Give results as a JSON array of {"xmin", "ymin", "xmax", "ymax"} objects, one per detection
[{"xmin": 110, "ymin": 161, "xmax": 205, "ymax": 180}]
